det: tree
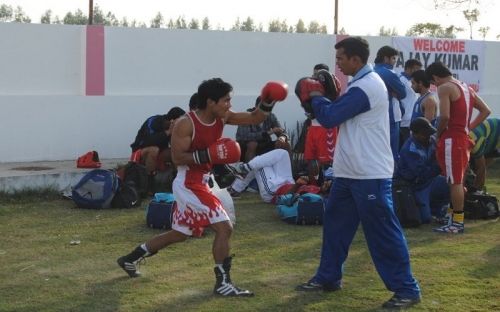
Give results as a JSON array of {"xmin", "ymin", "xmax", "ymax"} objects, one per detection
[
  {"xmin": 279, "ymin": 20, "xmax": 289, "ymax": 33},
  {"xmin": 406, "ymin": 22, "xmax": 462, "ymax": 38},
  {"xmin": 268, "ymin": 19, "xmax": 281, "ymax": 32},
  {"xmin": 188, "ymin": 18, "xmax": 199, "ymax": 30},
  {"xmin": 241, "ymin": 17, "xmax": 256, "ymax": 31},
  {"xmin": 295, "ymin": 19, "xmax": 307, "ymax": 33},
  {"xmin": 202, "ymin": 17, "xmax": 210, "ymax": 30},
  {"xmin": 120, "ymin": 17, "xmax": 129, "ymax": 27},
  {"xmin": 231, "ymin": 17, "xmax": 241, "ymax": 31},
  {"xmin": 105, "ymin": 12, "xmax": 119, "ymax": 26},
  {"xmin": 379, "ymin": 26, "xmax": 398, "ymax": 36},
  {"xmin": 14, "ymin": 6, "xmax": 31, "ymax": 23},
  {"xmin": 150, "ymin": 12, "xmax": 164, "ymax": 28},
  {"xmin": 63, "ymin": 9, "xmax": 87, "ymax": 25},
  {"xmin": 267, "ymin": 19, "xmax": 289, "ymax": 32},
  {"xmin": 40, "ymin": 10, "xmax": 52, "ymax": 24},
  {"xmin": 0, "ymin": 4, "xmax": 13, "ymax": 22},
  {"xmin": 308, "ymin": 21, "xmax": 320, "ymax": 34},
  {"xmin": 433, "ymin": 0, "xmax": 479, "ymax": 9},
  {"xmin": 175, "ymin": 16, "xmax": 187, "ymax": 29},
  {"xmin": 478, "ymin": 26, "xmax": 489, "ymax": 39},
  {"xmin": 92, "ymin": 4, "xmax": 105, "ymax": 25},
  {"xmin": 463, "ymin": 8, "xmax": 479, "ymax": 39}
]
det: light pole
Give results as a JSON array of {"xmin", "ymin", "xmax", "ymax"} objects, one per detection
[
  {"xmin": 88, "ymin": 0, "xmax": 94, "ymax": 25},
  {"xmin": 334, "ymin": 0, "xmax": 339, "ymax": 34}
]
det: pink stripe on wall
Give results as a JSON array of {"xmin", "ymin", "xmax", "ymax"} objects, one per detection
[
  {"xmin": 86, "ymin": 25, "xmax": 105, "ymax": 96},
  {"xmin": 334, "ymin": 35, "xmax": 349, "ymax": 93}
]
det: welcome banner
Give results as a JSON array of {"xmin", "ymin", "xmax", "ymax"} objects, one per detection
[{"xmin": 392, "ymin": 37, "xmax": 485, "ymax": 91}]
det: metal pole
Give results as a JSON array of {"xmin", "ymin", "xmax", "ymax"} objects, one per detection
[
  {"xmin": 88, "ymin": 0, "xmax": 94, "ymax": 25},
  {"xmin": 334, "ymin": 0, "xmax": 338, "ymax": 34}
]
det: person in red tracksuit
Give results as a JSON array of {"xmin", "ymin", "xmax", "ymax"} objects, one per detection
[
  {"xmin": 425, "ymin": 62, "xmax": 490, "ymax": 234},
  {"xmin": 117, "ymin": 78, "xmax": 288, "ymax": 297}
]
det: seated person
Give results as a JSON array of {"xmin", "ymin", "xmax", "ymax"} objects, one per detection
[
  {"xmin": 236, "ymin": 96, "xmax": 290, "ymax": 162},
  {"xmin": 469, "ymin": 118, "xmax": 500, "ymax": 192},
  {"xmin": 130, "ymin": 107, "xmax": 186, "ymax": 184},
  {"xmin": 226, "ymin": 148, "xmax": 328, "ymax": 203},
  {"xmin": 397, "ymin": 117, "xmax": 450, "ymax": 223}
]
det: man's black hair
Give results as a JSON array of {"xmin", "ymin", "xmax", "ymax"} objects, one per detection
[
  {"xmin": 165, "ymin": 106, "xmax": 186, "ymax": 120},
  {"xmin": 334, "ymin": 37, "xmax": 370, "ymax": 64},
  {"xmin": 189, "ymin": 92, "xmax": 198, "ymax": 111},
  {"xmin": 314, "ymin": 63, "xmax": 329, "ymax": 71},
  {"xmin": 404, "ymin": 59, "xmax": 422, "ymax": 70},
  {"xmin": 197, "ymin": 78, "xmax": 233, "ymax": 110},
  {"xmin": 425, "ymin": 61, "xmax": 452, "ymax": 80},
  {"xmin": 411, "ymin": 70, "xmax": 431, "ymax": 88},
  {"xmin": 374, "ymin": 45, "xmax": 399, "ymax": 64}
]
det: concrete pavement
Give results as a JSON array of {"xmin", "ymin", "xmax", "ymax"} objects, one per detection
[{"xmin": 0, "ymin": 159, "xmax": 128, "ymax": 193}]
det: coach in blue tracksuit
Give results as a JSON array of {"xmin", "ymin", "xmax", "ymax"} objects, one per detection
[
  {"xmin": 295, "ymin": 37, "xmax": 421, "ymax": 310},
  {"xmin": 373, "ymin": 46, "xmax": 406, "ymax": 163},
  {"xmin": 397, "ymin": 117, "xmax": 450, "ymax": 223}
]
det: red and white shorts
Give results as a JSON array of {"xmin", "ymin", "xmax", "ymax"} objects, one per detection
[
  {"xmin": 171, "ymin": 172, "xmax": 229, "ymax": 237},
  {"xmin": 436, "ymin": 133, "xmax": 473, "ymax": 185},
  {"xmin": 304, "ymin": 125, "xmax": 337, "ymax": 164}
]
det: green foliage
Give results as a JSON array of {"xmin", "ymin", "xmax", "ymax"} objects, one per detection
[
  {"xmin": 150, "ymin": 12, "xmax": 164, "ymax": 28},
  {"xmin": 0, "ymin": 3, "xmax": 13, "ymax": 22},
  {"xmin": 63, "ymin": 9, "xmax": 87, "ymax": 25},
  {"xmin": 463, "ymin": 8, "xmax": 480, "ymax": 39},
  {"xmin": 478, "ymin": 26, "xmax": 489, "ymax": 39},
  {"xmin": 379, "ymin": 26, "xmax": 399, "ymax": 36},
  {"xmin": 40, "ymin": 10, "xmax": 52, "ymax": 24},
  {"xmin": 202, "ymin": 17, "xmax": 210, "ymax": 30},
  {"xmin": 295, "ymin": 19, "xmax": 307, "ymax": 33},
  {"xmin": 0, "ymin": 4, "xmax": 30, "ymax": 23},
  {"xmin": 189, "ymin": 18, "xmax": 199, "ymax": 30},
  {"xmin": 406, "ymin": 22, "xmax": 463, "ymax": 38}
]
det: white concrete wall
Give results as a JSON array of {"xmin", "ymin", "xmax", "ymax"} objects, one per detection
[{"xmin": 0, "ymin": 23, "xmax": 498, "ymax": 163}]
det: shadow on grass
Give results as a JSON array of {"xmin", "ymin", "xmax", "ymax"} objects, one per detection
[{"xmin": 469, "ymin": 242, "xmax": 500, "ymax": 279}]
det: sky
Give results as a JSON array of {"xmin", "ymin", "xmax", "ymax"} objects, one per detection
[{"xmin": 2, "ymin": 0, "xmax": 499, "ymax": 40}]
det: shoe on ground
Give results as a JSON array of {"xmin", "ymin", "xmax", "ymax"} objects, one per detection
[
  {"xmin": 227, "ymin": 186, "xmax": 241, "ymax": 199},
  {"xmin": 295, "ymin": 280, "xmax": 341, "ymax": 292},
  {"xmin": 382, "ymin": 295, "xmax": 421, "ymax": 310},
  {"xmin": 432, "ymin": 215, "xmax": 450, "ymax": 225},
  {"xmin": 214, "ymin": 282, "xmax": 254, "ymax": 297},
  {"xmin": 225, "ymin": 162, "xmax": 251, "ymax": 179},
  {"xmin": 117, "ymin": 256, "xmax": 141, "ymax": 278},
  {"xmin": 432, "ymin": 222, "xmax": 464, "ymax": 234}
]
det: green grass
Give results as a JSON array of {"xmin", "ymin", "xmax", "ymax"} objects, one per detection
[{"xmin": 1, "ymin": 163, "xmax": 499, "ymax": 312}]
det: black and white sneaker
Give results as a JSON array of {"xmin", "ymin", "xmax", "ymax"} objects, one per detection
[
  {"xmin": 382, "ymin": 295, "xmax": 421, "ymax": 310},
  {"xmin": 225, "ymin": 162, "xmax": 251, "ymax": 179},
  {"xmin": 117, "ymin": 245, "xmax": 150, "ymax": 278},
  {"xmin": 213, "ymin": 256, "xmax": 254, "ymax": 297},
  {"xmin": 117, "ymin": 256, "xmax": 143, "ymax": 278},
  {"xmin": 295, "ymin": 280, "xmax": 341, "ymax": 292},
  {"xmin": 214, "ymin": 281, "xmax": 254, "ymax": 297}
]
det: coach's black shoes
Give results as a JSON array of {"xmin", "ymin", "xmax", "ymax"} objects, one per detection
[
  {"xmin": 295, "ymin": 279, "xmax": 342, "ymax": 292},
  {"xmin": 117, "ymin": 245, "xmax": 149, "ymax": 278},
  {"xmin": 225, "ymin": 162, "xmax": 252, "ymax": 180},
  {"xmin": 382, "ymin": 295, "xmax": 421, "ymax": 310},
  {"xmin": 213, "ymin": 256, "xmax": 254, "ymax": 297}
]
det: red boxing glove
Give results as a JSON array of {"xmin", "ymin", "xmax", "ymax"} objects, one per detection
[
  {"xmin": 193, "ymin": 138, "xmax": 241, "ymax": 165},
  {"xmin": 294, "ymin": 77, "xmax": 325, "ymax": 103},
  {"xmin": 258, "ymin": 81, "xmax": 288, "ymax": 113}
]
